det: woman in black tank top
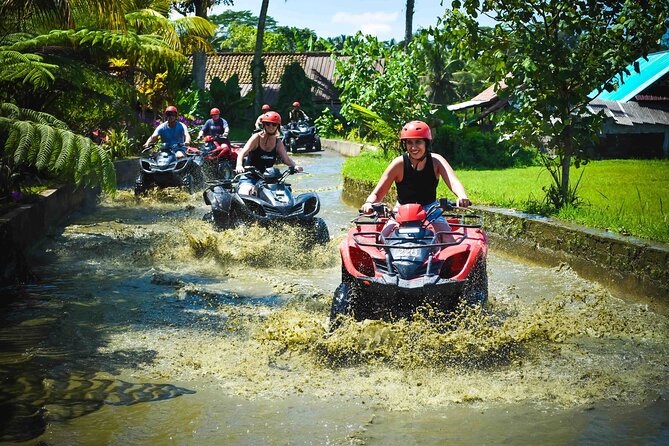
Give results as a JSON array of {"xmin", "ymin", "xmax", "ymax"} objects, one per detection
[
  {"xmin": 235, "ymin": 111, "xmax": 303, "ymax": 195},
  {"xmin": 360, "ymin": 120, "xmax": 471, "ymax": 215}
]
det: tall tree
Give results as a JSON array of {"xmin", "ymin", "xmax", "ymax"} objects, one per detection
[
  {"xmin": 404, "ymin": 0, "xmax": 415, "ymax": 51},
  {"xmin": 457, "ymin": 0, "xmax": 668, "ymax": 209},
  {"xmin": 251, "ymin": 0, "xmax": 270, "ymax": 117},
  {"xmin": 172, "ymin": 0, "xmax": 235, "ymax": 90}
]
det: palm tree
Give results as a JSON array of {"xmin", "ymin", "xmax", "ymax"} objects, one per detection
[
  {"xmin": 404, "ymin": 0, "xmax": 415, "ymax": 52},
  {"xmin": 0, "ymin": 0, "xmax": 214, "ymax": 192}
]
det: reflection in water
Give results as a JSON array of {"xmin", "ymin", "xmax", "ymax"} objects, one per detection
[{"xmin": 1, "ymin": 151, "xmax": 668, "ymax": 443}]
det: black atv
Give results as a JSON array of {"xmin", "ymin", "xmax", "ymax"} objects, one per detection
[
  {"xmin": 281, "ymin": 120, "xmax": 322, "ymax": 153},
  {"xmin": 202, "ymin": 166, "xmax": 329, "ymax": 244},
  {"xmin": 135, "ymin": 143, "xmax": 203, "ymax": 195}
]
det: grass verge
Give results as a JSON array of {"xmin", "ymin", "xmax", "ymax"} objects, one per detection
[{"xmin": 343, "ymin": 151, "xmax": 669, "ymax": 244}]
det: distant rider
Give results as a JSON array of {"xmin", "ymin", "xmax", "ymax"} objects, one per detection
[
  {"xmin": 198, "ymin": 107, "xmax": 229, "ymax": 141},
  {"xmin": 144, "ymin": 105, "xmax": 190, "ymax": 157},
  {"xmin": 254, "ymin": 104, "xmax": 271, "ymax": 131},
  {"xmin": 235, "ymin": 111, "xmax": 303, "ymax": 195},
  {"xmin": 288, "ymin": 101, "xmax": 308, "ymax": 126}
]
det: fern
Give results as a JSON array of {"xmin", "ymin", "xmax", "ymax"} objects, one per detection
[
  {"xmin": 0, "ymin": 104, "xmax": 116, "ymax": 194},
  {"xmin": 36, "ymin": 124, "xmax": 55, "ymax": 170},
  {"xmin": 13, "ymin": 120, "xmax": 35, "ymax": 164}
]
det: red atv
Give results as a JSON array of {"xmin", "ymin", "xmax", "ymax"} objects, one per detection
[
  {"xmin": 330, "ymin": 199, "xmax": 488, "ymax": 328},
  {"xmin": 189, "ymin": 135, "xmax": 240, "ymax": 181}
]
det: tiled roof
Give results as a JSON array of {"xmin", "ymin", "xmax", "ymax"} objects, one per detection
[{"xmin": 204, "ymin": 52, "xmax": 342, "ymax": 103}]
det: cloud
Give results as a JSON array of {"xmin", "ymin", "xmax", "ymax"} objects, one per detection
[{"xmin": 331, "ymin": 11, "xmax": 399, "ymax": 38}]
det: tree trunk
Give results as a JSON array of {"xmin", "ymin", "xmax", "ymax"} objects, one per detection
[
  {"xmin": 252, "ymin": 0, "xmax": 269, "ymax": 117},
  {"xmin": 560, "ymin": 126, "xmax": 574, "ymax": 208},
  {"xmin": 192, "ymin": 0, "xmax": 209, "ymax": 90},
  {"xmin": 404, "ymin": 0, "xmax": 415, "ymax": 52}
]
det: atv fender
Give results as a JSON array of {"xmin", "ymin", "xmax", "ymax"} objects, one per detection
[{"xmin": 206, "ymin": 187, "xmax": 234, "ymax": 214}]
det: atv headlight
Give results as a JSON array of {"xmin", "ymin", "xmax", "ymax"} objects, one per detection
[
  {"xmin": 349, "ymin": 246, "xmax": 375, "ymax": 277},
  {"xmin": 175, "ymin": 159, "xmax": 188, "ymax": 170},
  {"xmin": 439, "ymin": 251, "xmax": 469, "ymax": 279},
  {"xmin": 303, "ymin": 197, "xmax": 319, "ymax": 216},
  {"xmin": 246, "ymin": 201, "xmax": 266, "ymax": 217}
]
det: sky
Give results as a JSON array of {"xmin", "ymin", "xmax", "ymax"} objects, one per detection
[{"xmin": 209, "ymin": 0, "xmax": 496, "ymax": 42}]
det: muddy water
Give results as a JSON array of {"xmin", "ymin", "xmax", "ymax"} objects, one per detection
[{"xmin": 2, "ymin": 150, "xmax": 668, "ymax": 444}]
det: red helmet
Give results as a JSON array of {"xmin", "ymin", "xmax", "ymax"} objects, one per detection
[
  {"xmin": 165, "ymin": 105, "xmax": 177, "ymax": 114},
  {"xmin": 262, "ymin": 104, "xmax": 270, "ymax": 111},
  {"xmin": 261, "ymin": 111, "xmax": 282, "ymax": 125},
  {"xmin": 400, "ymin": 120, "xmax": 431, "ymax": 141},
  {"xmin": 204, "ymin": 135, "xmax": 213, "ymax": 142},
  {"xmin": 292, "ymin": 101, "xmax": 300, "ymax": 107},
  {"xmin": 395, "ymin": 203, "xmax": 427, "ymax": 224},
  {"xmin": 210, "ymin": 107, "xmax": 220, "ymax": 116}
]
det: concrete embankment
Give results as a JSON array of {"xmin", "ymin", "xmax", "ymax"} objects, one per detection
[
  {"xmin": 0, "ymin": 186, "xmax": 96, "ymax": 283},
  {"xmin": 325, "ymin": 138, "xmax": 669, "ymax": 302}
]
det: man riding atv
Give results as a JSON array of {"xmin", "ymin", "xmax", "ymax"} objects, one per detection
[{"xmin": 144, "ymin": 105, "xmax": 190, "ymax": 156}]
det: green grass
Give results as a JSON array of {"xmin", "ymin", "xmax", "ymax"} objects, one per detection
[{"xmin": 344, "ymin": 151, "xmax": 669, "ymax": 243}]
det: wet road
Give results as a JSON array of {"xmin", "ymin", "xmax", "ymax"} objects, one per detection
[{"xmin": 1, "ymin": 149, "xmax": 668, "ymax": 444}]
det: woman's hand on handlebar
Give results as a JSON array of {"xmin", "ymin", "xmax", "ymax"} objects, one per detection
[
  {"xmin": 360, "ymin": 202, "xmax": 374, "ymax": 214},
  {"xmin": 457, "ymin": 197, "xmax": 471, "ymax": 208},
  {"xmin": 235, "ymin": 165, "xmax": 245, "ymax": 174}
]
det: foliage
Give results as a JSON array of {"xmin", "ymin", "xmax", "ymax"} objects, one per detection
[
  {"xmin": 432, "ymin": 120, "xmax": 537, "ymax": 169},
  {"xmin": 455, "ymin": 0, "xmax": 669, "ymax": 209},
  {"xmin": 172, "ymin": 75, "xmax": 252, "ymax": 126},
  {"xmin": 314, "ymin": 108, "xmax": 345, "ymax": 138},
  {"xmin": 0, "ymin": 103, "xmax": 116, "ymax": 194},
  {"xmin": 333, "ymin": 32, "xmax": 431, "ymax": 145},
  {"xmin": 137, "ymin": 72, "xmax": 170, "ymax": 119},
  {"xmin": 413, "ymin": 9, "xmax": 492, "ymax": 105},
  {"xmin": 103, "ymin": 127, "xmax": 134, "ymax": 159},
  {"xmin": 210, "ymin": 9, "xmax": 326, "ymax": 52},
  {"xmin": 205, "ymin": 75, "xmax": 253, "ymax": 125},
  {"xmin": 276, "ymin": 62, "xmax": 315, "ymax": 119},
  {"xmin": 344, "ymin": 155, "xmax": 669, "ymax": 242}
]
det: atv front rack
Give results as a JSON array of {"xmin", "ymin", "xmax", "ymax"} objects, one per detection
[{"xmin": 352, "ymin": 229, "xmax": 467, "ymax": 249}]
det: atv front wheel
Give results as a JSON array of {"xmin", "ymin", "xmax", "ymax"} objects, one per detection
[
  {"xmin": 183, "ymin": 173, "xmax": 194, "ymax": 194},
  {"xmin": 313, "ymin": 135, "xmax": 322, "ymax": 151},
  {"xmin": 312, "ymin": 217, "xmax": 329, "ymax": 244},
  {"xmin": 329, "ymin": 282, "xmax": 358, "ymax": 331},
  {"xmin": 134, "ymin": 174, "xmax": 147, "ymax": 196},
  {"xmin": 462, "ymin": 258, "xmax": 488, "ymax": 305}
]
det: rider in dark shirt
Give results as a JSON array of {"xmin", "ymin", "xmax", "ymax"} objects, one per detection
[
  {"xmin": 234, "ymin": 111, "xmax": 303, "ymax": 195},
  {"xmin": 360, "ymin": 120, "xmax": 471, "ymax": 233},
  {"xmin": 288, "ymin": 101, "xmax": 309, "ymax": 125},
  {"xmin": 198, "ymin": 107, "xmax": 229, "ymax": 140}
]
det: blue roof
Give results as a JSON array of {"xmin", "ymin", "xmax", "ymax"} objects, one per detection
[{"xmin": 589, "ymin": 50, "xmax": 669, "ymax": 102}]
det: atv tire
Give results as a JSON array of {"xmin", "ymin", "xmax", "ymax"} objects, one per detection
[
  {"xmin": 183, "ymin": 173, "xmax": 194, "ymax": 194},
  {"xmin": 312, "ymin": 217, "xmax": 330, "ymax": 245},
  {"xmin": 462, "ymin": 258, "xmax": 488, "ymax": 305},
  {"xmin": 329, "ymin": 282, "xmax": 358, "ymax": 331},
  {"xmin": 313, "ymin": 135, "xmax": 322, "ymax": 151},
  {"xmin": 134, "ymin": 174, "xmax": 147, "ymax": 196}
]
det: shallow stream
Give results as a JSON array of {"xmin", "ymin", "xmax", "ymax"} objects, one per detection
[{"xmin": 1, "ymin": 150, "xmax": 668, "ymax": 444}]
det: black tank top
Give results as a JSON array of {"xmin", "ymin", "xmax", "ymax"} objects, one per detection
[
  {"xmin": 396, "ymin": 153, "xmax": 438, "ymax": 205},
  {"xmin": 245, "ymin": 137, "xmax": 278, "ymax": 170}
]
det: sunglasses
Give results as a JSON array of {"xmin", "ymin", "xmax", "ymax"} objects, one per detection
[
  {"xmin": 263, "ymin": 122, "xmax": 278, "ymax": 127},
  {"xmin": 166, "ymin": 113, "xmax": 177, "ymax": 117}
]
